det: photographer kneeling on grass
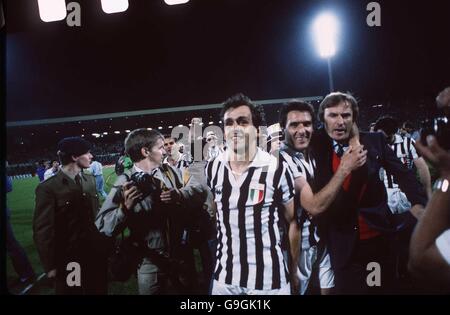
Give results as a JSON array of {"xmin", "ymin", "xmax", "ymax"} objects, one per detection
[{"xmin": 96, "ymin": 128, "xmax": 209, "ymax": 295}]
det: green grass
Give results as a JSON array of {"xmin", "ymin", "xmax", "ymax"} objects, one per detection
[{"xmin": 6, "ymin": 167, "xmax": 139, "ymax": 295}]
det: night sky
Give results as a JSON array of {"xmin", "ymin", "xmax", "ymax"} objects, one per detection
[{"xmin": 6, "ymin": 0, "xmax": 450, "ymax": 122}]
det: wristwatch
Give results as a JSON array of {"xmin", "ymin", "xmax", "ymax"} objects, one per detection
[{"xmin": 433, "ymin": 178, "xmax": 449, "ymax": 193}]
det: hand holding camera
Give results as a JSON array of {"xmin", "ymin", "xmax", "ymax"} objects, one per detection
[
  {"xmin": 121, "ymin": 181, "xmax": 143, "ymax": 213},
  {"xmin": 114, "ymin": 172, "xmax": 164, "ymax": 212},
  {"xmin": 160, "ymin": 188, "xmax": 182, "ymax": 204}
]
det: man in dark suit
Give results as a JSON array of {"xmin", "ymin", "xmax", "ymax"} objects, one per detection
[{"xmin": 310, "ymin": 92, "xmax": 427, "ymax": 294}]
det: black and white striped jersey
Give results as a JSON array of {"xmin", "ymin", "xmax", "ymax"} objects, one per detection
[
  {"xmin": 279, "ymin": 147, "xmax": 320, "ymax": 250},
  {"xmin": 205, "ymin": 148, "xmax": 295, "ymax": 290},
  {"xmin": 382, "ymin": 134, "xmax": 419, "ymax": 189}
]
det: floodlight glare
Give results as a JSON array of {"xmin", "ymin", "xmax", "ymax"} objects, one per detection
[
  {"xmin": 313, "ymin": 13, "xmax": 339, "ymax": 58},
  {"xmin": 101, "ymin": 0, "xmax": 129, "ymax": 14},
  {"xmin": 164, "ymin": 0, "xmax": 189, "ymax": 5},
  {"xmin": 37, "ymin": 0, "xmax": 67, "ymax": 22}
]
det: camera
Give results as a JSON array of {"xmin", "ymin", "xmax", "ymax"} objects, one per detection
[
  {"xmin": 420, "ymin": 116, "xmax": 450, "ymax": 150},
  {"xmin": 113, "ymin": 171, "xmax": 163, "ymax": 204},
  {"xmin": 130, "ymin": 172, "xmax": 163, "ymax": 199}
]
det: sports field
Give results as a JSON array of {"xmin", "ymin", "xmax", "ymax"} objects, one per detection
[{"xmin": 6, "ymin": 167, "xmax": 139, "ymax": 295}]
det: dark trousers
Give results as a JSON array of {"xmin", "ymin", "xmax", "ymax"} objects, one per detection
[
  {"xmin": 334, "ymin": 235, "xmax": 396, "ymax": 295},
  {"xmin": 6, "ymin": 210, "xmax": 35, "ymax": 281}
]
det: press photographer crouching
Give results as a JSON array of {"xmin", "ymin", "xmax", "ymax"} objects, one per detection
[{"xmin": 95, "ymin": 129, "xmax": 208, "ymax": 294}]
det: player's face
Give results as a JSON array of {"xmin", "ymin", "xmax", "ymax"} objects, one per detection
[
  {"xmin": 224, "ymin": 105, "xmax": 257, "ymax": 157},
  {"xmin": 324, "ymin": 102, "xmax": 354, "ymax": 142},
  {"xmin": 164, "ymin": 138, "xmax": 175, "ymax": 156},
  {"xmin": 285, "ymin": 110, "xmax": 313, "ymax": 151}
]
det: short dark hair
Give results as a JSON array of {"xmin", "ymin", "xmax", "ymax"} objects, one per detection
[
  {"xmin": 124, "ymin": 129, "xmax": 164, "ymax": 163},
  {"xmin": 279, "ymin": 100, "xmax": 315, "ymax": 129},
  {"xmin": 57, "ymin": 151, "xmax": 73, "ymax": 166},
  {"xmin": 220, "ymin": 93, "xmax": 266, "ymax": 129},
  {"xmin": 318, "ymin": 92, "xmax": 359, "ymax": 123},
  {"xmin": 374, "ymin": 116, "xmax": 398, "ymax": 136}
]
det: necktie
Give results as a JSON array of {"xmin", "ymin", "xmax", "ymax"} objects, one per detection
[
  {"xmin": 335, "ymin": 144, "xmax": 345, "ymax": 158},
  {"xmin": 74, "ymin": 174, "xmax": 82, "ymax": 190}
]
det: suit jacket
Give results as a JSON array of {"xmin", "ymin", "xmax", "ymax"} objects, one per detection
[{"xmin": 311, "ymin": 129, "xmax": 427, "ymax": 269}]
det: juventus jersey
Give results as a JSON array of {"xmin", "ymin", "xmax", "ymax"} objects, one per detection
[
  {"xmin": 205, "ymin": 148, "xmax": 295, "ymax": 290},
  {"xmin": 382, "ymin": 134, "xmax": 419, "ymax": 189},
  {"xmin": 279, "ymin": 147, "xmax": 320, "ymax": 250}
]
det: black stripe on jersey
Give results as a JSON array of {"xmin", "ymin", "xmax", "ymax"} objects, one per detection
[
  {"xmin": 206, "ymin": 160, "xmax": 213, "ymax": 189},
  {"xmin": 221, "ymin": 168, "xmax": 234, "ymax": 285},
  {"xmin": 254, "ymin": 166, "xmax": 269, "ymax": 290},
  {"xmin": 284, "ymin": 164, "xmax": 295, "ymax": 201},
  {"xmin": 300, "ymin": 157, "xmax": 313, "ymax": 182},
  {"xmin": 212, "ymin": 161, "xmax": 222, "ymax": 191},
  {"xmin": 406, "ymin": 138, "xmax": 414, "ymax": 167},
  {"xmin": 269, "ymin": 163, "xmax": 284, "ymax": 289},
  {"xmin": 237, "ymin": 168, "xmax": 256, "ymax": 288},
  {"xmin": 308, "ymin": 219, "xmax": 317, "ymax": 247},
  {"xmin": 214, "ymin": 209, "xmax": 224, "ymax": 280},
  {"xmin": 386, "ymin": 170, "xmax": 394, "ymax": 188}
]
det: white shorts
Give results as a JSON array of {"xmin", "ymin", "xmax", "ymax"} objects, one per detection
[
  {"xmin": 298, "ymin": 245, "xmax": 335, "ymax": 294},
  {"xmin": 211, "ymin": 280, "xmax": 291, "ymax": 295}
]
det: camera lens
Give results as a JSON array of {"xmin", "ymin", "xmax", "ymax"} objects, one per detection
[{"xmin": 421, "ymin": 117, "xmax": 450, "ymax": 150}]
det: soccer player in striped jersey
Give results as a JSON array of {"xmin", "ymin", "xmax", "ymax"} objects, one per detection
[
  {"xmin": 206, "ymin": 93, "xmax": 300, "ymax": 295},
  {"xmin": 374, "ymin": 116, "xmax": 432, "ymax": 213},
  {"xmin": 278, "ymin": 100, "xmax": 367, "ymax": 295}
]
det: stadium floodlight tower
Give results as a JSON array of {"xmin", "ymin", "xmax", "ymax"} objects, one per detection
[{"xmin": 312, "ymin": 12, "xmax": 339, "ymax": 93}]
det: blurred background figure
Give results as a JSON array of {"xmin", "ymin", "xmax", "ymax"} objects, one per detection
[
  {"xmin": 400, "ymin": 121, "xmax": 420, "ymax": 141},
  {"xmin": 36, "ymin": 160, "xmax": 46, "ymax": 182},
  {"xmin": 163, "ymin": 136, "xmax": 180, "ymax": 167},
  {"xmin": 205, "ymin": 131, "xmax": 223, "ymax": 161},
  {"xmin": 267, "ymin": 123, "xmax": 284, "ymax": 155},
  {"xmin": 374, "ymin": 115, "xmax": 432, "ymax": 199},
  {"xmin": 43, "ymin": 160, "xmax": 60, "ymax": 181},
  {"xmin": 89, "ymin": 156, "xmax": 107, "ymax": 198}
]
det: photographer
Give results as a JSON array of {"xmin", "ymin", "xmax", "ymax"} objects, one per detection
[
  {"xmin": 95, "ymin": 129, "xmax": 208, "ymax": 295},
  {"xmin": 409, "ymin": 87, "xmax": 450, "ymax": 288}
]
